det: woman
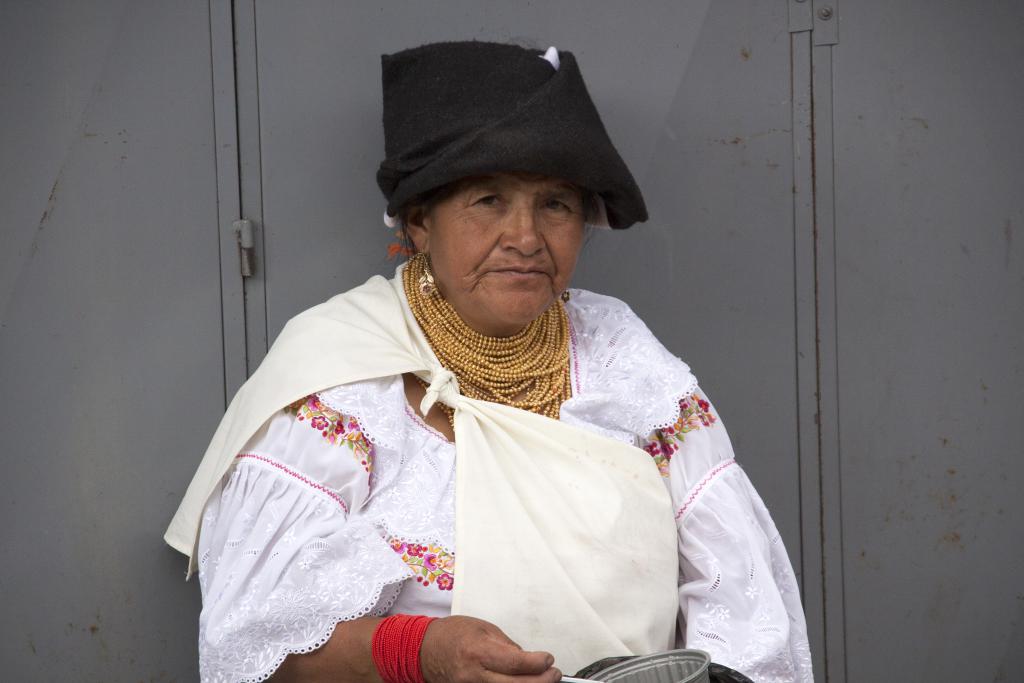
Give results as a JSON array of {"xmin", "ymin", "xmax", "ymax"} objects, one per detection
[{"xmin": 166, "ymin": 41, "xmax": 813, "ymax": 683}]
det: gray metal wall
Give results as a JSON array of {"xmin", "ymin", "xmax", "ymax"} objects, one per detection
[
  {"xmin": 831, "ymin": 2, "xmax": 1024, "ymax": 680},
  {"xmin": 1, "ymin": 1, "xmax": 216, "ymax": 680},
  {"xmin": 1, "ymin": 1, "xmax": 1020, "ymax": 681}
]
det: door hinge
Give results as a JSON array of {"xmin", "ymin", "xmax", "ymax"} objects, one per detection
[{"xmin": 233, "ymin": 219, "xmax": 256, "ymax": 277}]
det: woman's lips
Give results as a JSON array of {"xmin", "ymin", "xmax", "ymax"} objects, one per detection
[{"xmin": 489, "ymin": 269, "xmax": 548, "ymax": 281}]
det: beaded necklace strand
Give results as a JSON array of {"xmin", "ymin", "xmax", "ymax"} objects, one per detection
[{"xmin": 403, "ymin": 253, "xmax": 571, "ymax": 428}]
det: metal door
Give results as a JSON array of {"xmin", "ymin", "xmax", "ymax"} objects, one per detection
[
  {"xmin": 828, "ymin": 1, "xmax": 1024, "ymax": 680},
  {"xmin": 0, "ymin": 1, "xmax": 222, "ymax": 680}
]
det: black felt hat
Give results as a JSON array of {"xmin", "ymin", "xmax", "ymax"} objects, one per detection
[{"xmin": 376, "ymin": 41, "xmax": 647, "ymax": 229}]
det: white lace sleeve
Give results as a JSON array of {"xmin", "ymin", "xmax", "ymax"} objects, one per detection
[
  {"xmin": 196, "ymin": 405, "xmax": 414, "ymax": 683},
  {"xmin": 648, "ymin": 389, "xmax": 814, "ymax": 682}
]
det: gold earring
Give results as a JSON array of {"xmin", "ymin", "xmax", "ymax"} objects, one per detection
[
  {"xmin": 417, "ymin": 253, "xmax": 437, "ymax": 297},
  {"xmin": 561, "ymin": 290, "xmax": 571, "ymax": 302}
]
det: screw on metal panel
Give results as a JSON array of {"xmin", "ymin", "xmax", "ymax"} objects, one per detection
[{"xmin": 817, "ymin": 6, "xmax": 834, "ymax": 19}]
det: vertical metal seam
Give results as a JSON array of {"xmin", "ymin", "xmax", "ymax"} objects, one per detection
[
  {"xmin": 207, "ymin": 0, "xmax": 228, "ymax": 410},
  {"xmin": 807, "ymin": 39, "xmax": 830, "ymax": 683},
  {"xmin": 229, "ymin": 0, "xmax": 246, "ymax": 394},
  {"xmin": 811, "ymin": 36, "xmax": 846, "ymax": 682},
  {"xmin": 251, "ymin": 0, "xmax": 270, "ymax": 358},
  {"xmin": 210, "ymin": 0, "xmax": 247, "ymax": 405},
  {"xmin": 791, "ymin": 24, "xmax": 825, "ymax": 681},
  {"xmin": 789, "ymin": 34, "xmax": 805, "ymax": 603},
  {"xmin": 232, "ymin": 0, "xmax": 268, "ymax": 376},
  {"xmin": 827, "ymin": 49, "xmax": 849, "ymax": 683},
  {"xmin": 231, "ymin": 1, "xmax": 244, "ymax": 280}
]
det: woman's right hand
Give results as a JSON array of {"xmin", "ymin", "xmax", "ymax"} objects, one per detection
[{"xmin": 419, "ymin": 616, "xmax": 562, "ymax": 683}]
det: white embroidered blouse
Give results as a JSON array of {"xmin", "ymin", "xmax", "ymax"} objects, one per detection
[{"xmin": 196, "ymin": 290, "xmax": 814, "ymax": 683}]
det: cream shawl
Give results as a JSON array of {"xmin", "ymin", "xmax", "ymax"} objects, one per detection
[{"xmin": 165, "ymin": 265, "xmax": 678, "ymax": 673}]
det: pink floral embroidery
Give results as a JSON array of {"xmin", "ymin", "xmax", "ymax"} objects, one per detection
[
  {"xmin": 643, "ymin": 392, "xmax": 718, "ymax": 477},
  {"xmin": 286, "ymin": 394, "xmax": 374, "ymax": 472},
  {"xmin": 388, "ymin": 537, "xmax": 455, "ymax": 591}
]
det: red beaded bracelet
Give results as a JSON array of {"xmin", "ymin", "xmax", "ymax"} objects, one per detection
[{"xmin": 371, "ymin": 614, "xmax": 437, "ymax": 683}]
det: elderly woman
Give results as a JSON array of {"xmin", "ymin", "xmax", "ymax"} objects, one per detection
[{"xmin": 166, "ymin": 42, "xmax": 813, "ymax": 683}]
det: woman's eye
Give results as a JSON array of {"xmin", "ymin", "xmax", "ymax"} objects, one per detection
[{"xmin": 545, "ymin": 198, "xmax": 573, "ymax": 212}]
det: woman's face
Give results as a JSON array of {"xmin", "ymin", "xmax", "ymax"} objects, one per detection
[{"xmin": 405, "ymin": 173, "xmax": 587, "ymax": 337}]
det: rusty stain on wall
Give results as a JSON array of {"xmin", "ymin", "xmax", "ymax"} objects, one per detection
[
  {"xmin": 929, "ymin": 488, "xmax": 959, "ymax": 512},
  {"xmin": 710, "ymin": 128, "xmax": 791, "ymax": 147},
  {"xmin": 937, "ymin": 530, "xmax": 964, "ymax": 550},
  {"xmin": 856, "ymin": 548, "xmax": 882, "ymax": 571}
]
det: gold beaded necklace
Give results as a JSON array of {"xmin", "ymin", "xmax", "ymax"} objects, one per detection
[{"xmin": 403, "ymin": 252, "xmax": 572, "ymax": 425}]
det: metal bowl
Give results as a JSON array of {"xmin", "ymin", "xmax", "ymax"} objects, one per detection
[{"xmin": 576, "ymin": 649, "xmax": 711, "ymax": 683}]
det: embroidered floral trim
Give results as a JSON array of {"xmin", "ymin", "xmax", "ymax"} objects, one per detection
[
  {"xmin": 388, "ymin": 537, "xmax": 455, "ymax": 591},
  {"xmin": 287, "ymin": 394, "xmax": 374, "ymax": 472},
  {"xmin": 642, "ymin": 392, "xmax": 718, "ymax": 476}
]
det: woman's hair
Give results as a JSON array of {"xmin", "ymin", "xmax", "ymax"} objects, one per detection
[
  {"xmin": 397, "ymin": 178, "xmax": 601, "ymax": 255},
  {"xmin": 396, "ymin": 182, "xmax": 462, "ymax": 255}
]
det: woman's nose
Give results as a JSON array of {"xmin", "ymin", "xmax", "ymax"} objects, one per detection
[{"xmin": 501, "ymin": 204, "xmax": 544, "ymax": 255}]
